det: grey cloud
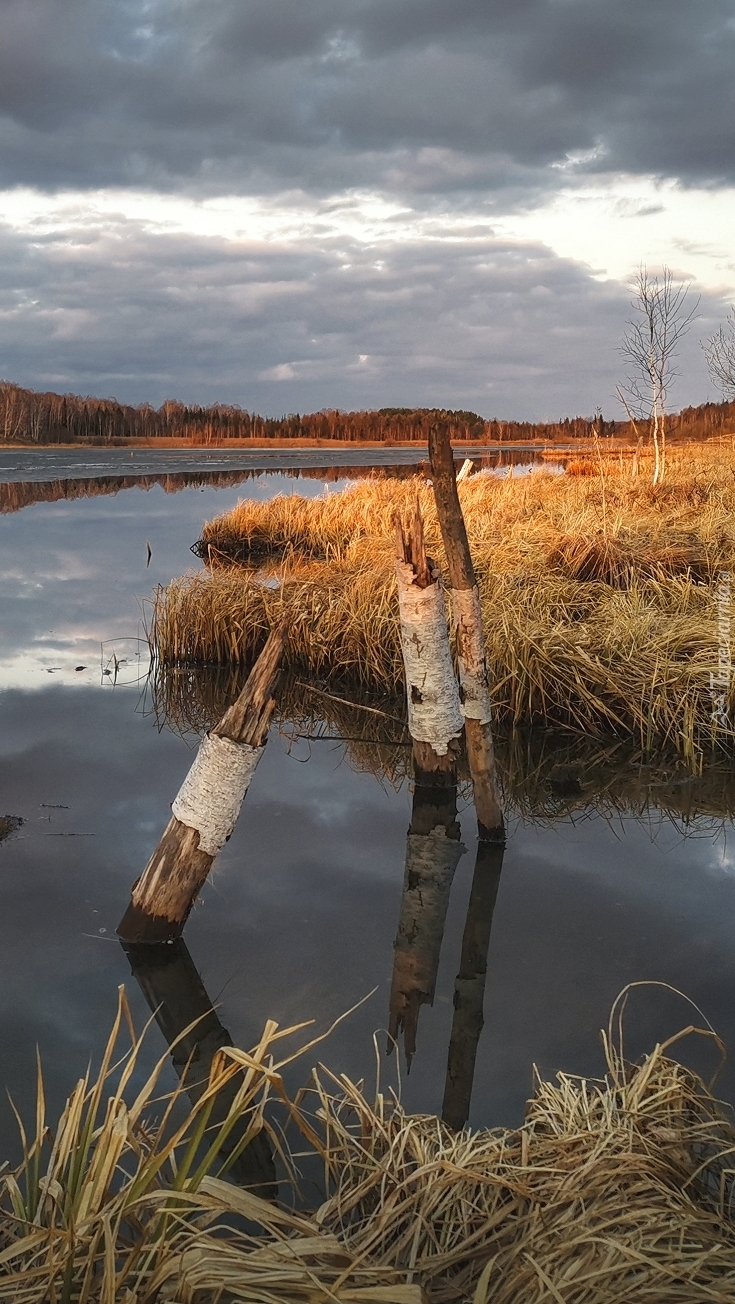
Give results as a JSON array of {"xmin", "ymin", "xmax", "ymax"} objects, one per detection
[
  {"xmin": 0, "ymin": 216, "xmax": 723, "ymax": 418},
  {"xmin": 0, "ymin": 1, "xmax": 732, "ymax": 197}
]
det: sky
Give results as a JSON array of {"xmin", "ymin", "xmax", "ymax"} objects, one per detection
[{"xmin": 0, "ymin": 0, "xmax": 733, "ymax": 420}]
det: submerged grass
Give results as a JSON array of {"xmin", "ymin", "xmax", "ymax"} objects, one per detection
[
  {"xmin": 147, "ymin": 665, "xmax": 735, "ymax": 827},
  {"xmin": 2, "ymin": 988, "xmax": 735, "ymax": 1302},
  {"xmin": 151, "ymin": 441, "xmax": 735, "ymax": 761}
]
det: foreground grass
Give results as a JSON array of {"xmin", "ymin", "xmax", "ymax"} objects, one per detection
[
  {"xmin": 1, "ymin": 989, "xmax": 735, "ymax": 1302},
  {"xmin": 150, "ymin": 442, "xmax": 735, "ymax": 761}
]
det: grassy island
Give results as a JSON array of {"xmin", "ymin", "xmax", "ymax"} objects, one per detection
[{"xmin": 150, "ymin": 442, "xmax": 735, "ymax": 763}]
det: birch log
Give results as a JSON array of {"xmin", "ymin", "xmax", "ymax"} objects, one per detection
[
  {"xmin": 123, "ymin": 938, "xmax": 276, "ymax": 1192},
  {"xmin": 428, "ymin": 425, "xmax": 504, "ymax": 839},
  {"xmin": 117, "ymin": 619, "xmax": 288, "ymax": 943},
  {"xmin": 394, "ymin": 501, "xmax": 464, "ymax": 759}
]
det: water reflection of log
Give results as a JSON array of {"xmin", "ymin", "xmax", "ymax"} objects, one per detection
[
  {"xmin": 122, "ymin": 938, "xmax": 276, "ymax": 1194},
  {"xmin": 388, "ymin": 750, "xmax": 465, "ymax": 1067},
  {"xmin": 442, "ymin": 839, "xmax": 504, "ymax": 1131}
]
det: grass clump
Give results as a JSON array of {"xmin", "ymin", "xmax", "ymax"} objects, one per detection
[
  {"xmin": 2, "ymin": 989, "xmax": 735, "ymax": 1301},
  {"xmin": 150, "ymin": 442, "xmax": 735, "ymax": 761}
]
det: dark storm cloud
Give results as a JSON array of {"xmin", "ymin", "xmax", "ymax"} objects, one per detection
[
  {"xmin": 0, "ymin": 0, "xmax": 732, "ymax": 196},
  {"xmin": 0, "ymin": 215, "xmax": 723, "ymax": 417}
]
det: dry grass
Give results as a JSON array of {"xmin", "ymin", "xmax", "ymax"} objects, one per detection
[
  {"xmin": 563, "ymin": 458, "xmax": 598, "ymax": 476},
  {"xmin": 305, "ymin": 1015, "xmax": 735, "ymax": 1303},
  {"xmin": 191, "ymin": 479, "xmax": 418, "ymax": 565},
  {"xmin": 0, "ymin": 989, "xmax": 416, "ymax": 1304},
  {"xmin": 2, "ymin": 990, "xmax": 735, "ymax": 1302},
  {"xmin": 150, "ymin": 442, "xmax": 735, "ymax": 761}
]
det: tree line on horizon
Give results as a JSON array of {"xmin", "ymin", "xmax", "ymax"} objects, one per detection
[{"xmin": 0, "ymin": 380, "xmax": 733, "ymax": 447}]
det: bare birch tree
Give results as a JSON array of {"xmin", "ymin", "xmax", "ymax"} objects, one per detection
[
  {"xmin": 618, "ymin": 266, "xmax": 698, "ymax": 485},
  {"xmin": 705, "ymin": 307, "xmax": 735, "ymax": 400}
]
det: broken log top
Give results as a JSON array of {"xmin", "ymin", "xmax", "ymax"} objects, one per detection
[
  {"xmin": 117, "ymin": 620, "xmax": 289, "ymax": 944},
  {"xmin": 211, "ymin": 617, "xmax": 289, "ymax": 746},
  {"xmin": 394, "ymin": 498, "xmax": 435, "ymax": 589}
]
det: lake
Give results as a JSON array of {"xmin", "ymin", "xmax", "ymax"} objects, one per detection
[{"xmin": 1, "ymin": 448, "xmax": 734, "ymax": 1166}]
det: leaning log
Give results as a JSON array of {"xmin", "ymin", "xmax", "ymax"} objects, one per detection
[
  {"xmin": 428, "ymin": 425, "xmax": 504, "ymax": 839},
  {"xmin": 118, "ymin": 620, "xmax": 288, "ymax": 943}
]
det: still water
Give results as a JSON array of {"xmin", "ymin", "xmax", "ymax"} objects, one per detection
[{"xmin": 1, "ymin": 452, "xmax": 735, "ymax": 1163}]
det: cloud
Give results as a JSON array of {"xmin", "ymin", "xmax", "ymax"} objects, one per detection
[
  {"xmin": 0, "ymin": 1, "xmax": 732, "ymax": 199},
  {"xmin": 0, "ymin": 2, "xmax": 730, "ymax": 415},
  {"xmin": 0, "ymin": 208, "xmax": 725, "ymax": 418}
]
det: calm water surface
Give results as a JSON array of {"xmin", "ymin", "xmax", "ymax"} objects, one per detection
[
  {"xmin": 0, "ymin": 444, "xmax": 572, "ymax": 483},
  {"xmin": 1, "ymin": 451, "xmax": 735, "ymax": 1161}
]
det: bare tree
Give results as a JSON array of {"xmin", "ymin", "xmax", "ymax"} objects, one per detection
[
  {"xmin": 705, "ymin": 307, "xmax": 735, "ymax": 400},
  {"xmin": 618, "ymin": 266, "xmax": 699, "ymax": 485}
]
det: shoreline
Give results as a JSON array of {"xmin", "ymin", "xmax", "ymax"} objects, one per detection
[
  {"xmin": 1, "ymin": 431, "xmax": 731, "ymax": 454},
  {"xmin": 2, "ymin": 436, "xmax": 636, "ymax": 452}
]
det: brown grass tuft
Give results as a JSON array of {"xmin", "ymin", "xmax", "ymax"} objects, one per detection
[
  {"xmin": 547, "ymin": 530, "xmax": 710, "ymax": 585},
  {"xmin": 564, "ymin": 458, "xmax": 597, "ymax": 475}
]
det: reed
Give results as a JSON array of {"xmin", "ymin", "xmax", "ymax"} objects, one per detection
[
  {"xmin": 150, "ymin": 442, "xmax": 735, "ymax": 761},
  {"xmin": 1, "ymin": 989, "xmax": 735, "ymax": 1302}
]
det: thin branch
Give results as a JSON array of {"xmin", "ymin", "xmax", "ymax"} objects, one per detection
[{"xmin": 705, "ymin": 307, "xmax": 735, "ymax": 400}]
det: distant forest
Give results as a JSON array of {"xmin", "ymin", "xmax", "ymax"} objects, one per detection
[{"xmin": 1, "ymin": 381, "xmax": 734, "ymax": 446}]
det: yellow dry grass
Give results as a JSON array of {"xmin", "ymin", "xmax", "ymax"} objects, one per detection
[
  {"xmin": 150, "ymin": 441, "xmax": 735, "ymax": 761},
  {"xmin": 1, "ymin": 989, "xmax": 735, "ymax": 1302}
]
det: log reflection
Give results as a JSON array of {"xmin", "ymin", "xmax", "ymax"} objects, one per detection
[
  {"xmin": 388, "ymin": 747, "xmax": 465, "ymax": 1068},
  {"xmin": 122, "ymin": 938, "xmax": 276, "ymax": 1195},
  {"xmin": 442, "ymin": 838, "xmax": 504, "ymax": 1131}
]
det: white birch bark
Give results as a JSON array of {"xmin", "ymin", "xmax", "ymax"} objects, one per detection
[
  {"xmin": 172, "ymin": 733, "xmax": 265, "ymax": 856},
  {"xmin": 394, "ymin": 558, "xmax": 464, "ymax": 754}
]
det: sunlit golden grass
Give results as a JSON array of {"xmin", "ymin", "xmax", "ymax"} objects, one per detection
[
  {"xmin": 196, "ymin": 441, "xmax": 735, "ymax": 577},
  {"xmin": 150, "ymin": 441, "xmax": 735, "ymax": 761},
  {"xmin": 192, "ymin": 478, "xmax": 417, "ymax": 564},
  {"xmin": 2, "ymin": 988, "xmax": 735, "ymax": 1302}
]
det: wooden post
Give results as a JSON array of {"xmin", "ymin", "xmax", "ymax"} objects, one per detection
[
  {"xmin": 428, "ymin": 424, "xmax": 504, "ymax": 840},
  {"xmin": 123, "ymin": 938, "xmax": 276, "ymax": 1193},
  {"xmin": 117, "ymin": 620, "xmax": 288, "ymax": 944},
  {"xmin": 441, "ymin": 839, "xmax": 504, "ymax": 1131},
  {"xmin": 388, "ymin": 745, "xmax": 465, "ymax": 1068}
]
